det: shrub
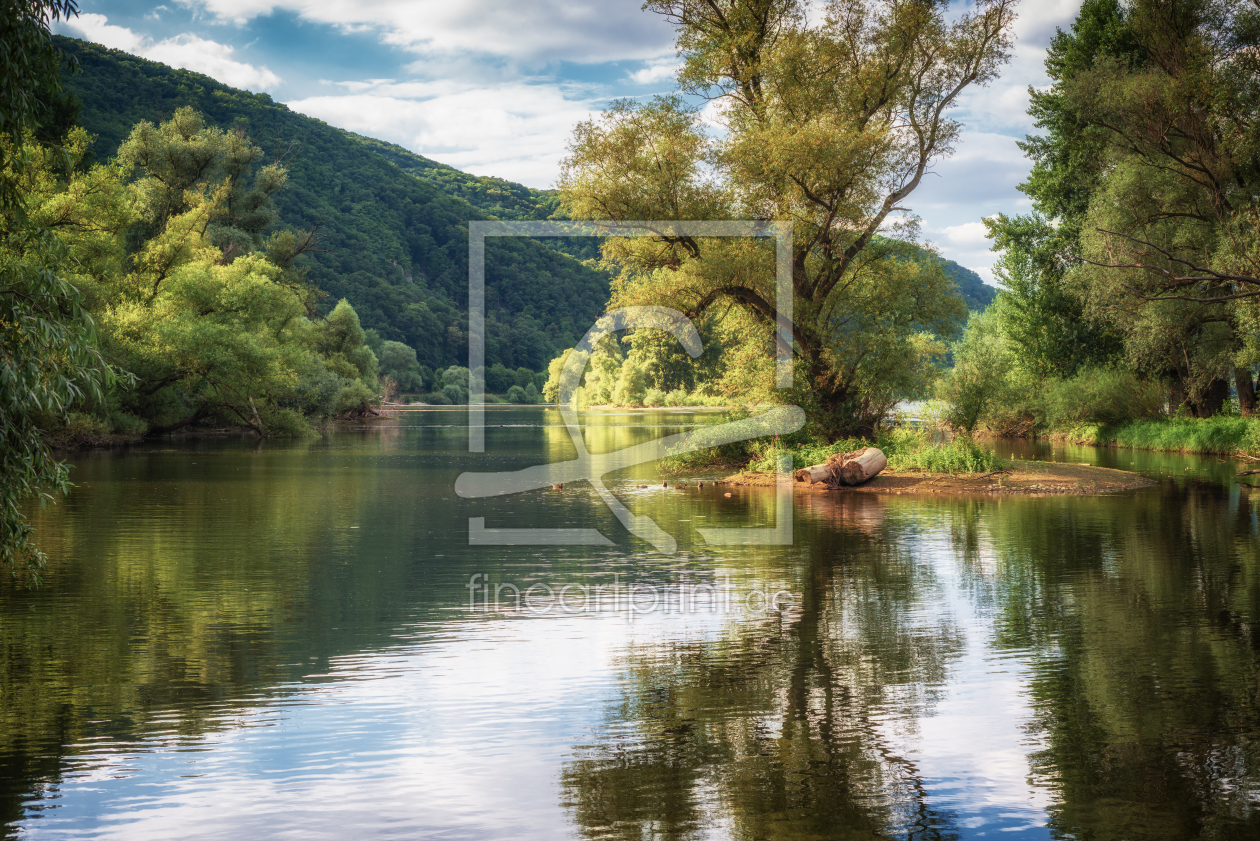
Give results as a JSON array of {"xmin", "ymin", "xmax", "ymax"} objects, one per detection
[
  {"xmin": 525, "ymin": 382, "xmax": 539, "ymax": 403},
  {"xmin": 611, "ymin": 361, "xmax": 647, "ymax": 406},
  {"xmin": 507, "ymin": 385, "xmax": 527, "ymax": 404},
  {"xmin": 442, "ymin": 383, "xmax": 467, "ymax": 404},
  {"xmin": 665, "ymin": 389, "xmax": 688, "ymax": 407},
  {"xmin": 1037, "ymin": 368, "xmax": 1164, "ymax": 427},
  {"xmin": 643, "ymin": 388, "xmax": 666, "ymax": 407},
  {"xmin": 427, "ymin": 391, "xmax": 452, "ymax": 405},
  {"xmin": 334, "ymin": 380, "xmax": 378, "ymax": 415},
  {"xmin": 486, "ymin": 362, "xmax": 514, "ymax": 393},
  {"xmin": 261, "ymin": 407, "xmax": 315, "ymax": 438}
]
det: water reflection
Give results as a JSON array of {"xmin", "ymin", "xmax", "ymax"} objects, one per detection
[{"xmin": 2, "ymin": 410, "xmax": 1260, "ymax": 838}]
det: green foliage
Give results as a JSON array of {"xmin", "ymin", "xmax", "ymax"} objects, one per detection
[
  {"xmin": 506, "ymin": 385, "xmax": 527, "ymax": 404},
  {"xmin": 485, "ymin": 362, "xmax": 513, "ymax": 393},
  {"xmin": 939, "ymin": 260, "xmax": 996, "ymax": 314},
  {"xmin": 0, "ymin": 223, "xmax": 113, "ymax": 582},
  {"xmin": 937, "ymin": 310, "xmax": 1013, "ymax": 433},
  {"xmin": 0, "ymin": 0, "xmax": 79, "ymax": 212},
  {"xmin": 378, "ymin": 340, "xmax": 424, "ymax": 392},
  {"xmin": 990, "ymin": 0, "xmax": 1260, "ymax": 413},
  {"xmin": 881, "ymin": 430, "xmax": 1002, "ymax": 475},
  {"xmin": 56, "ymin": 36, "xmax": 613, "ymax": 372},
  {"xmin": 1034, "ymin": 368, "xmax": 1165, "ymax": 429},
  {"xmin": 560, "ymin": 1, "xmax": 1015, "ymax": 435},
  {"xmin": 1070, "ymin": 416, "xmax": 1260, "ymax": 456},
  {"xmin": 748, "ymin": 426, "xmax": 1001, "ymax": 475}
]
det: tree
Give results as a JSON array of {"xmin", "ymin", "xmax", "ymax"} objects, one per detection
[
  {"xmin": 17, "ymin": 113, "xmax": 383, "ymax": 435},
  {"xmin": 0, "ymin": 0, "xmax": 108, "ymax": 582},
  {"xmin": 1008, "ymin": 0, "xmax": 1260, "ymax": 414},
  {"xmin": 378, "ymin": 340, "xmax": 424, "ymax": 393},
  {"xmin": 560, "ymin": 0, "xmax": 1017, "ymax": 434}
]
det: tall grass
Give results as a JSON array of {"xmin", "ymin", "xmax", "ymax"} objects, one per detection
[
  {"xmin": 1062, "ymin": 415, "xmax": 1260, "ymax": 455},
  {"xmin": 747, "ymin": 427, "xmax": 1001, "ymax": 474}
]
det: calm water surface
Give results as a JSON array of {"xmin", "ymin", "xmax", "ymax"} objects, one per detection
[{"xmin": 3, "ymin": 408, "xmax": 1260, "ymax": 839}]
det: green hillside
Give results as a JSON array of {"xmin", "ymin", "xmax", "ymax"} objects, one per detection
[
  {"xmin": 56, "ymin": 36, "xmax": 609, "ymax": 371},
  {"xmin": 940, "ymin": 261, "xmax": 996, "ymax": 312},
  {"xmin": 56, "ymin": 34, "xmax": 993, "ymax": 375}
]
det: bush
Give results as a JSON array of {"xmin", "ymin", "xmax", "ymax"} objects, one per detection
[
  {"xmin": 427, "ymin": 391, "xmax": 452, "ymax": 405},
  {"xmin": 334, "ymin": 380, "xmax": 378, "ymax": 415},
  {"xmin": 883, "ymin": 430, "xmax": 1000, "ymax": 473},
  {"xmin": 643, "ymin": 388, "xmax": 666, "ymax": 407},
  {"xmin": 442, "ymin": 383, "xmax": 467, "ymax": 404},
  {"xmin": 525, "ymin": 382, "xmax": 539, "ymax": 403},
  {"xmin": 261, "ymin": 407, "xmax": 315, "ymax": 438},
  {"xmin": 109, "ymin": 410, "xmax": 148, "ymax": 436},
  {"xmin": 937, "ymin": 309, "xmax": 1010, "ymax": 432},
  {"xmin": 1037, "ymin": 368, "xmax": 1164, "ymax": 427},
  {"xmin": 507, "ymin": 385, "xmax": 527, "ymax": 404},
  {"xmin": 611, "ymin": 361, "xmax": 647, "ymax": 406},
  {"xmin": 486, "ymin": 362, "xmax": 514, "ymax": 393},
  {"xmin": 665, "ymin": 389, "xmax": 688, "ymax": 407}
]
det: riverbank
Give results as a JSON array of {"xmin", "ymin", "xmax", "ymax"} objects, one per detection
[
  {"xmin": 725, "ymin": 460, "xmax": 1156, "ymax": 496},
  {"xmin": 1020, "ymin": 416, "xmax": 1260, "ymax": 458}
]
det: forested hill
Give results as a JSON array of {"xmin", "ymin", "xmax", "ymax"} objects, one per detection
[
  {"xmin": 940, "ymin": 262, "xmax": 996, "ymax": 312},
  {"xmin": 57, "ymin": 34, "xmax": 993, "ymax": 373},
  {"xmin": 55, "ymin": 36, "xmax": 610, "ymax": 371}
]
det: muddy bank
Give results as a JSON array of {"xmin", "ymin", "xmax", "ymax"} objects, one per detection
[{"xmin": 724, "ymin": 460, "xmax": 1155, "ymax": 496}]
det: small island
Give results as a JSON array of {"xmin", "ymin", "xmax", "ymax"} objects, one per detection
[{"xmin": 725, "ymin": 460, "xmax": 1155, "ymax": 496}]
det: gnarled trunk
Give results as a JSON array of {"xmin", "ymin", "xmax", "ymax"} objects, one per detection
[{"xmin": 1236, "ymin": 366, "xmax": 1256, "ymax": 416}]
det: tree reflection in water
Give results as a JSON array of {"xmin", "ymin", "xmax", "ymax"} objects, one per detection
[
  {"xmin": 562, "ymin": 492, "xmax": 966, "ymax": 841},
  {"xmin": 563, "ymin": 482, "xmax": 1260, "ymax": 840}
]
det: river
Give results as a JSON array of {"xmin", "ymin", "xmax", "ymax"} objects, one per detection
[{"xmin": 2, "ymin": 407, "xmax": 1258, "ymax": 839}]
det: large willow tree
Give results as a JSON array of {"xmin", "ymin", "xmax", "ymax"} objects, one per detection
[{"xmin": 559, "ymin": 0, "xmax": 1018, "ymax": 434}]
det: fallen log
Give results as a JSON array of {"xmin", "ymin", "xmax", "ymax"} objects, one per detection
[{"xmin": 794, "ymin": 447, "xmax": 888, "ymax": 487}]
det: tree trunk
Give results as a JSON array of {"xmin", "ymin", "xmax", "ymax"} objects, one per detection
[
  {"xmin": 795, "ymin": 447, "xmax": 887, "ymax": 487},
  {"xmin": 1237, "ymin": 366, "xmax": 1256, "ymax": 416},
  {"xmin": 838, "ymin": 447, "xmax": 888, "ymax": 485},
  {"xmin": 1196, "ymin": 376, "xmax": 1230, "ymax": 418},
  {"xmin": 794, "ymin": 464, "xmax": 833, "ymax": 484}
]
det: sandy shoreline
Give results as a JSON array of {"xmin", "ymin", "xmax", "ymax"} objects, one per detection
[{"xmin": 723, "ymin": 461, "xmax": 1156, "ymax": 496}]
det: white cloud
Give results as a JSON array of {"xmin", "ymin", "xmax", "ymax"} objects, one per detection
[
  {"xmin": 59, "ymin": 14, "xmax": 282, "ymax": 92},
  {"xmin": 912, "ymin": 132, "xmax": 1029, "ymax": 214},
  {"xmin": 287, "ymin": 80, "xmax": 603, "ymax": 187},
  {"xmin": 179, "ymin": 0, "xmax": 676, "ymax": 66},
  {"xmin": 952, "ymin": 0, "xmax": 1080, "ymax": 135},
  {"xmin": 627, "ymin": 58, "xmax": 680, "ymax": 86},
  {"xmin": 922, "ymin": 220, "xmax": 1002, "ymax": 286}
]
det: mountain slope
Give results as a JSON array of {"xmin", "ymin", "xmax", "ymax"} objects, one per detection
[
  {"xmin": 58, "ymin": 34, "xmax": 994, "ymax": 377},
  {"xmin": 939, "ymin": 261, "xmax": 996, "ymax": 312},
  {"xmin": 56, "ymin": 36, "xmax": 610, "ymax": 371}
]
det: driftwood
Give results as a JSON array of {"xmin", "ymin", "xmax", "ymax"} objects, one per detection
[{"xmin": 794, "ymin": 447, "xmax": 888, "ymax": 487}]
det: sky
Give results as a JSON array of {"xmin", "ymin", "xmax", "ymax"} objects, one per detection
[{"xmin": 56, "ymin": 0, "xmax": 1084, "ymax": 285}]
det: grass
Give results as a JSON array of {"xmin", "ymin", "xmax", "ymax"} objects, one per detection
[
  {"xmin": 1052, "ymin": 415, "xmax": 1260, "ymax": 456},
  {"xmin": 746, "ymin": 427, "xmax": 1002, "ymax": 475}
]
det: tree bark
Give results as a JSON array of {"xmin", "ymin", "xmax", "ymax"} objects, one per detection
[
  {"xmin": 795, "ymin": 447, "xmax": 887, "ymax": 487},
  {"xmin": 838, "ymin": 448, "xmax": 888, "ymax": 485},
  {"xmin": 1236, "ymin": 365, "xmax": 1256, "ymax": 416},
  {"xmin": 1196, "ymin": 376, "xmax": 1230, "ymax": 418}
]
